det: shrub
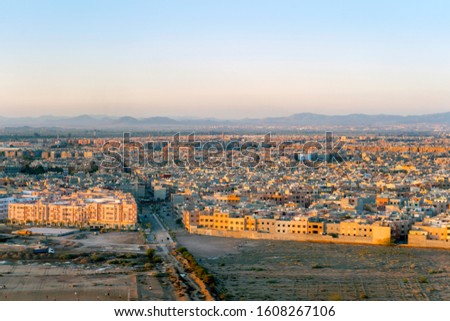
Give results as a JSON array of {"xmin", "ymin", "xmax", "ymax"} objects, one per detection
[
  {"xmin": 90, "ymin": 253, "xmax": 107, "ymax": 262},
  {"xmin": 176, "ymin": 247, "xmax": 217, "ymax": 289},
  {"xmin": 176, "ymin": 247, "xmax": 188, "ymax": 254},
  {"xmin": 59, "ymin": 253, "xmax": 78, "ymax": 260},
  {"xmin": 146, "ymin": 248, "xmax": 162, "ymax": 265}
]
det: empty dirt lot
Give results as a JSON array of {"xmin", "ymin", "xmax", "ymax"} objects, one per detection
[
  {"xmin": 0, "ymin": 230, "xmax": 176, "ymax": 301},
  {"xmin": 178, "ymin": 234, "xmax": 450, "ymax": 301}
]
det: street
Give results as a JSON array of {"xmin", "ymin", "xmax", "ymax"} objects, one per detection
[{"xmin": 140, "ymin": 203, "xmax": 205, "ymax": 300}]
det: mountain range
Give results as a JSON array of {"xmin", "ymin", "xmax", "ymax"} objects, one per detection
[{"xmin": 0, "ymin": 112, "xmax": 449, "ymax": 129}]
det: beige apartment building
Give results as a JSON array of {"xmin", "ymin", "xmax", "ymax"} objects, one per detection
[
  {"xmin": 8, "ymin": 189, "xmax": 137, "ymax": 229},
  {"xmin": 408, "ymin": 221, "xmax": 449, "ymax": 247},
  {"xmin": 326, "ymin": 220, "xmax": 391, "ymax": 244},
  {"xmin": 183, "ymin": 210, "xmax": 325, "ymax": 235},
  {"xmin": 183, "ymin": 209, "xmax": 390, "ymax": 245}
]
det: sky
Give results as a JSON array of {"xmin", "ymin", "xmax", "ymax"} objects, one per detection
[{"xmin": 0, "ymin": 0, "xmax": 449, "ymax": 119}]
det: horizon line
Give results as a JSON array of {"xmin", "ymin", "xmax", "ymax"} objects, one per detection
[{"xmin": 1, "ymin": 110, "xmax": 450, "ymax": 120}]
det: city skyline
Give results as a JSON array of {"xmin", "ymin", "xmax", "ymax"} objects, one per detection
[{"xmin": 1, "ymin": 0, "xmax": 450, "ymax": 118}]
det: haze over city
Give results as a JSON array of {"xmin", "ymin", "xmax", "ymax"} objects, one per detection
[{"xmin": 1, "ymin": 0, "xmax": 449, "ymax": 118}]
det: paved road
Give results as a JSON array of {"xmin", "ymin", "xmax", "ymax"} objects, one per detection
[{"xmin": 141, "ymin": 204, "xmax": 203, "ymax": 300}]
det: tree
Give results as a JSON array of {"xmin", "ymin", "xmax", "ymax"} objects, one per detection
[{"xmin": 146, "ymin": 248, "xmax": 156, "ymax": 260}]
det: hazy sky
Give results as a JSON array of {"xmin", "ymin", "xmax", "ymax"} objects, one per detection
[{"xmin": 0, "ymin": 0, "xmax": 449, "ymax": 118}]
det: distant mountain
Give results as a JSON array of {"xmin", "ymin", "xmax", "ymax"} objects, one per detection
[
  {"xmin": 114, "ymin": 116, "xmax": 140, "ymax": 125},
  {"xmin": 253, "ymin": 112, "xmax": 450, "ymax": 126},
  {"xmin": 0, "ymin": 112, "xmax": 449, "ymax": 129},
  {"xmin": 140, "ymin": 117, "xmax": 179, "ymax": 125}
]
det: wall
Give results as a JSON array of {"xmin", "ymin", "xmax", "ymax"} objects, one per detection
[
  {"xmin": 190, "ymin": 227, "xmax": 391, "ymax": 245},
  {"xmin": 407, "ymin": 234, "xmax": 450, "ymax": 249}
]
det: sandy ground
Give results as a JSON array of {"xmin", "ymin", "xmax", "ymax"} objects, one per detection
[
  {"xmin": 178, "ymin": 234, "xmax": 450, "ymax": 301},
  {"xmin": 0, "ymin": 231, "xmax": 176, "ymax": 301},
  {"xmin": 177, "ymin": 232, "xmax": 243, "ymax": 257},
  {"xmin": 0, "ymin": 264, "xmax": 136, "ymax": 300},
  {"xmin": 60, "ymin": 231, "xmax": 146, "ymax": 253}
]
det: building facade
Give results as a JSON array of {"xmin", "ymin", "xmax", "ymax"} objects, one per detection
[{"xmin": 8, "ymin": 189, "xmax": 137, "ymax": 229}]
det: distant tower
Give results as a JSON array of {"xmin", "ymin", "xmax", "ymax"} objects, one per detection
[{"xmin": 94, "ymin": 129, "xmax": 97, "ymax": 138}]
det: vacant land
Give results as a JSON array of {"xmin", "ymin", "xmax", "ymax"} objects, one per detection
[
  {"xmin": 178, "ymin": 234, "xmax": 450, "ymax": 301},
  {"xmin": 0, "ymin": 230, "xmax": 176, "ymax": 301},
  {"xmin": 60, "ymin": 231, "xmax": 147, "ymax": 253},
  {"xmin": 0, "ymin": 264, "xmax": 136, "ymax": 300}
]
